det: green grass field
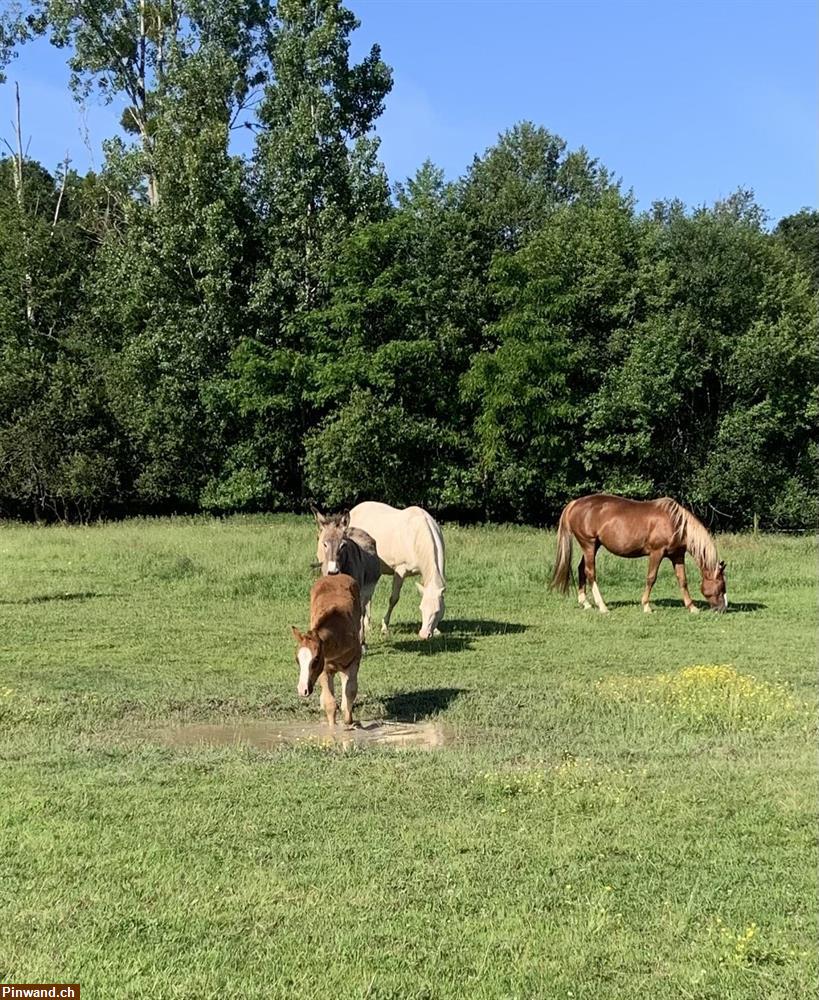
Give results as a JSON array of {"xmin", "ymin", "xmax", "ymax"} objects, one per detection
[{"xmin": 0, "ymin": 516, "xmax": 815, "ymax": 1000}]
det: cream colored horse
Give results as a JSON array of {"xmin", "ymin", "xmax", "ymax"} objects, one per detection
[{"xmin": 349, "ymin": 501, "xmax": 446, "ymax": 638}]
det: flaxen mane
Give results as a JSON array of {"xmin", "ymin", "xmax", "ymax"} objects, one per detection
[{"xmin": 656, "ymin": 498, "xmax": 717, "ymax": 571}]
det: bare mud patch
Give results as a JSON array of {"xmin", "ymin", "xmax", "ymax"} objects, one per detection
[{"xmin": 152, "ymin": 718, "xmax": 457, "ymax": 752}]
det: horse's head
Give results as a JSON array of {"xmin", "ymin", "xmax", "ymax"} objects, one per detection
[
  {"xmin": 417, "ymin": 583, "xmax": 445, "ymax": 639},
  {"xmin": 290, "ymin": 626, "xmax": 323, "ymax": 697},
  {"xmin": 312, "ymin": 506, "xmax": 350, "ymax": 575},
  {"xmin": 700, "ymin": 560, "xmax": 728, "ymax": 611}
]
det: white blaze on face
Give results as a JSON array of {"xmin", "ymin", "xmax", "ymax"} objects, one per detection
[{"xmin": 297, "ymin": 646, "xmax": 314, "ymax": 696}]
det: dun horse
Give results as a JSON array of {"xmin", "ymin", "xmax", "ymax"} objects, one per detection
[
  {"xmin": 550, "ymin": 494, "xmax": 727, "ymax": 613},
  {"xmin": 291, "ymin": 574, "xmax": 362, "ymax": 727},
  {"xmin": 350, "ymin": 501, "xmax": 446, "ymax": 638},
  {"xmin": 313, "ymin": 507, "xmax": 380, "ymax": 647}
]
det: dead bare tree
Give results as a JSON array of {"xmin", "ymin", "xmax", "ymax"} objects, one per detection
[
  {"xmin": 51, "ymin": 152, "xmax": 71, "ymax": 235},
  {"xmin": 2, "ymin": 83, "xmax": 35, "ymax": 325}
]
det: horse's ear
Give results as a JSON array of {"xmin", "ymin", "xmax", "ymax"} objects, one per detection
[
  {"xmin": 310, "ymin": 504, "xmax": 327, "ymax": 528},
  {"xmin": 718, "ymin": 560, "xmax": 726, "ymax": 573},
  {"xmin": 290, "ymin": 625, "xmax": 303, "ymax": 642},
  {"xmin": 339, "ymin": 509, "xmax": 350, "ymax": 530}
]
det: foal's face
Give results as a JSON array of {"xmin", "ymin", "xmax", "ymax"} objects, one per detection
[
  {"xmin": 700, "ymin": 561, "xmax": 728, "ymax": 611},
  {"xmin": 314, "ymin": 509, "xmax": 350, "ymax": 575},
  {"xmin": 290, "ymin": 627, "xmax": 322, "ymax": 697}
]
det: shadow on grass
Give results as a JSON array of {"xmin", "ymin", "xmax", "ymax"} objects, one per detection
[
  {"xmin": 382, "ymin": 687, "xmax": 467, "ymax": 722},
  {"xmin": 594, "ymin": 598, "xmax": 767, "ymax": 612},
  {"xmin": 442, "ymin": 618, "xmax": 528, "ymax": 635},
  {"xmin": 386, "ymin": 618, "xmax": 527, "ymax": 654},
  {"xmin": 0, "ymin": 591, "xmax": 109, "ymax": 605}
]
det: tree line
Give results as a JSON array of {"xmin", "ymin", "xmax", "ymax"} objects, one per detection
[{"xmin": 0, "ymin": 0, "xmax": 816, "ymax": 528}]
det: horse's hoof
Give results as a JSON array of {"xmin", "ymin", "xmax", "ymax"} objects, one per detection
[
  {"xmin": 433, "ymin": 628, "xmax": 442, "ymax": 637},
  {"xmin": 380, "ymin": 624, "xmax": 389, "ymax": 636},
  {"xmin": 361, "ymin": 645, "xmax": 367, "ymax": 656},
  {"xmin": 689, "ymin": 605, "xmax": 700, "ymax": 614},
  {"xmin": 642, "ymin": 604, "xmax": 652, "ymax": 614},
  {"xmin": 599, "ymin": 607, "xmax": 610, "ymax": 615},
  {"xmin": 582, "ymin": 603, "xmax": 593, "ymax": 611}
]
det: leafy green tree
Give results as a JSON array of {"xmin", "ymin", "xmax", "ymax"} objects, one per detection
[
  {"xmin": 53, "ymin": 3, "xmax": 268, "ymax": 507},
  {"xmin": 15, "ymin": 0, "xmax": 272, "ymax": 205},
  {"xmin": 300, "ymin": 161, "xmax": 487, "ymax": 513},
  {"xmin": 92, "ymin": 136, "xmax": 254, "ymax": 507},
  {"xmin": 251, "ymin": 0, "xmax": 392, "ymax": 327},
  {"xmin": 460, "ymin": 122, "xmax": 616, "ymax": 254},
  {"xmin": 691, "ymin": 254, "xmax": 818, "ymax": 527},
  {"xmin": 0, "ymin": 158, "xmax": 124, "ymax": 520},
  {"xmin": 775, "ymin": 209, "xmax": 819, "ymax": 290},
  {"xmin": 586, "ymin": 194, "xmax": 817, "ymax": 526},
  {"xmin": 463, "ymin": 190, "xmax": 639, "ymax": 521},
  {"xmin": 208, "ymin": 0, "xmax": 393, "ymax": 512}
]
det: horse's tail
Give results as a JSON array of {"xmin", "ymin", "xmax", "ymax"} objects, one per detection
[{"xmin": 549, "ymin": 501, "xmax": 576, "ymax": 593}]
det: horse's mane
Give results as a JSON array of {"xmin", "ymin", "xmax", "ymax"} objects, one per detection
[{"xmin": 657, "ymin": 498, "xmax": 718, "ymax": 571}]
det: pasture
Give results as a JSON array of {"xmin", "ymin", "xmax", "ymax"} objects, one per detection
[{"xmin": 0, "ymin": 516, "xmax": 815, "ymax": 1000}]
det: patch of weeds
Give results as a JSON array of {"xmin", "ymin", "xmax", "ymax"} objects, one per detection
[
  {"xmin": 472, "ymin": 757, "xmax": 641, "ymax": 812},
  {"xmin": 598, "ymin": 664, "xmax": 806, "ymax": 733},
  {"xmin": 713, "ymin": 917, "xmax": 802, "ymax": 967}
]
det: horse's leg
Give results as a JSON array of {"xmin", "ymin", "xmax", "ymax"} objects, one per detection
[
  {"xmin": 577, "ymin": 557, "xmax": 592, "ymax": 610},
  {"xmin": 358, "ymin": 599, "xmax": 367, "ymax": 656},
  {"xmin": 318, "ymin": 670, "xmax": 337, "ymax": 727},
  {"xmin": 381, "ymin": 572, "xmax": 405, "ymax": 635},
  {"xmin": 339, "ymin": 664, "xmax": 358, "ymax": 728},
  {"xmin": 641, "ymin": 550, "xmax": 663, "ymax": 613},
  {"xmin": 360, "ymin": 583, "xmax": 375, "ymax": 653},
  {"xmin": 585, "ymin": 545, "xmax": 609, "ymax": 614},
  {"xmin": 671, "ymin": 552, "xmax": 699, "ymax": 613}
]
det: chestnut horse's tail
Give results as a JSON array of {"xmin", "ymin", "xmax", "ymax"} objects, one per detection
[{"xmin": 549, "ymin": 501, "xmax": 576, "ymax": 593}]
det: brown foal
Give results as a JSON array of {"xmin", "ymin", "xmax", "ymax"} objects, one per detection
[{"xmin": 291, "ymin": 574, "xmax": 363, "ymax": 726}]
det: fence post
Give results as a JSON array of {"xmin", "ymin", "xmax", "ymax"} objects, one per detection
[{"xmin": 753, "ymin": 512, "xmax": 759, "ymax": 536}]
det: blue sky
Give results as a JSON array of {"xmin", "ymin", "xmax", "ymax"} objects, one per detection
[{"xmin": 1, "ymin": 0, "xmax": 815, "ymax": 223}]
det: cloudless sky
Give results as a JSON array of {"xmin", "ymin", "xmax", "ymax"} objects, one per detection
[{"xmin": 0, "ymin": 0, "xmax": 815, "ymax": 223}]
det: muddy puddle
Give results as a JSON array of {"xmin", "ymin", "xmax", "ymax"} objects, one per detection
[{"xmin": 153, "ymin": 719, "xmax": 457, "ymax": 752}]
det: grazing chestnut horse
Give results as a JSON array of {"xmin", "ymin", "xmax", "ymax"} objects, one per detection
[
  {"xmin": 291, "ymin": 574, "xmax": 362, "ymax": 726},
  {"xmin": 550, "ymin": 494, "xmax": 727, "ymax": 613}
]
